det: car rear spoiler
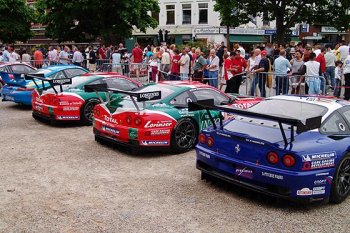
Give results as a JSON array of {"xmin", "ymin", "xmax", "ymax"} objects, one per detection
[
  {"xmin": 25, "ymin": 74, "xmax": 72, "ymax": 94},
  {"xmin": 0, "ymin": 71, "xmax": 26, "ymax": 84},
  {"xmin": 84, "ymin": 84, "xmax": 161, "ymax": 111},
  {"xmin": 188, "ymin": 99, "xmax": 322, "ymax": 146}
]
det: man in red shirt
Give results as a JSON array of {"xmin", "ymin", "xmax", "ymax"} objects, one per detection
[
  {"xmin": 226, "ymin": 51, "xmax": 247, "ymax": 93},
  {"xmin": 98, "ymin": 45, "xmax": 106, "ymax": 60},
  {"xmin": 131, "ymin": 43, "xmax": 143, "ymax": 78},
  {"xmin": 33, "ymin": 48, "xmax": 44, "ymax": 69},
  {"xmin": 316, "ymin": 48, "xmax": 326, "ymax": 94},
  {"xmin": 170, "ymin": 49, "xmax": 181, "ymax": 80}
]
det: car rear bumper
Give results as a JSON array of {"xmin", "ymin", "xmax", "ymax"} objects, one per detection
[
  {"xmin": 196, "ymin": 146, "xmax": 334, "ymax": 203},
  {"xmin": 94, "ymin": 127, "xmax": 170, "ymax": 152}
]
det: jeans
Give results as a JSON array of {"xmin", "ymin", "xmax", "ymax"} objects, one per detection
[
  {"xmin": 325, "ymin": 66, "xmax": 335, "ymax": 87},
  {"xmin": 320, "ymin": 74, "xmax": 326, "ymax": 94},
  {"xmin": 180, "ymin": 73, "xmax": 189, "ymax": 81},
  {"xmin": 275, "ymin": 75, "xmax": 289, "ymax": 95},
  {"xmin": 334, "ymin": 79, "xmax": 342, "ymax": 97},
  {"xmin": 344, "ymin": 73, "xmax": 350, "ymax": 100},
  {"xmin": 209, "ymin": 71, "xmax": 218, "ymax": 88},
  {"xmin": 306, "ymin": 76, "xmax": 321, "ymax": 94},
  {"xmin": 250, "ymin": 73, "xmax": 266, "ymax": 97}
]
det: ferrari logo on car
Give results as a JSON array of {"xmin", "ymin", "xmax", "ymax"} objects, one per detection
[{"xmin": 235, "ymin": 144, "xmax": 240, "ymax": 154}]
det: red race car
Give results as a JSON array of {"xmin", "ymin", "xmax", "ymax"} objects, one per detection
[
  {"xmin": 31, "ymin": 73, "xmax": 142, "ymax": 125},
  {"xmin": 89, "ymin": 81, "xmax": 263, "ymax": 153}
]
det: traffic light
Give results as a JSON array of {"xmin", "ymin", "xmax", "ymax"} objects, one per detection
[
  {"xmin": 158, "ymin": 29, "xmax": 163, "ymax": 43},
  {"xmin": 164, "ymin": 30, "xmax": 169, "ymax": 42},
  {"xmin": 272, "ymin": 33, "xmax": 277, "ymax": 43},
  {"xmin": 285, "ymin": 29, "xmax": 292, "ymax": 43}
]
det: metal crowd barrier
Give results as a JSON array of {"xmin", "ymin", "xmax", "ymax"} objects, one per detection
[{"xmin": 243, "ymin": 72, "xmax": 327, "ymax": 97}]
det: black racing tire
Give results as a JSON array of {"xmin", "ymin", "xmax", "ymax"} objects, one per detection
[
  {"xmin": 201, "ymin": 171, "xmax": 213, "ymax": 182},
  {"xmin": 32, "ymin": 112, "xmax": 39, "ymax": 121},
  {"xmin": 171, "ymin": 118, "xmax": 198, "ymax": 154},
  {"xmin": 330, "ymin": 153, "xmax": 350, "ymax": 204},
  {"xmin": 80, "ymin": 98, "xmax": 100, "ymax": 125}
]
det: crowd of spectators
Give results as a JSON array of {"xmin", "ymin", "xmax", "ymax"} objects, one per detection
[{"xmin": 1, "ymin": 40, "xmax": 350, "ymax": 98}]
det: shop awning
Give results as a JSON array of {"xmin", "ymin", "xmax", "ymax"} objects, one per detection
[
  {"xmin": 291, "ymin": 36, "xmax": 300, "ymax": 42},
  {"xmin": 229, "ymin": 35, "xmax": 266, "ymax": 43},
  {"xmin": 303, "ymin": 36, "xmax": 322, "ymax": 40}
]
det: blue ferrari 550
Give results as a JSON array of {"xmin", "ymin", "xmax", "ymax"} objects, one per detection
[
  {"xmin": 190, "ymin": 95, "xmax": 350, "ymax": 204},
  {"xmin": 1, "ymin": 65, "xmax": 88, "ymax": 105}
]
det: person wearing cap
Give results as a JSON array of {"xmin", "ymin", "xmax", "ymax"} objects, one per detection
[{"xmin": 252, "ymin": 50, "xmax": 269, "ymax": 97}]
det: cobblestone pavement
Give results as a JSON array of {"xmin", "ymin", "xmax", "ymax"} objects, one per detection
[{"xmin": 0, "ymin": 102, "xmax": 349, "ymax": 233}]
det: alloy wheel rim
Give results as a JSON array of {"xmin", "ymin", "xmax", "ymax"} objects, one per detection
[
  {"xmin": 337, "ymin": 158, "xmax": 350, "ymax": 196},
  {"xmin": 84, "ymin": 102, "xmax": 96, "ymax": 121},
  {"xmin": 175, "ymin": 121, "xmax": 195, "ymax": 148}
]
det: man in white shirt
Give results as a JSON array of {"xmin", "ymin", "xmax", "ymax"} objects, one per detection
[
  {"xmin": 339, "ymin": 40, "xmax": 349, "ymax": 62},
  {"xmin": 207, "ymin": 49, "xmax": 220, "ymax": 88},
  {"xmin": 59, "ymin": 46, "xmax": 70, "ymax": 65},
  {"xmin": 324, "ymin": 44, "xmax": 337, "ymax": 89},
  {"xmin": 72, "ymin": 47, "xmax": 84, "ymax": 66},
  {"xmin": 112, "ymin": 48, "xmax": 122, "ymax": 74},
  {"xmin": 343, "ymin": 55, "xmax": 350, "ymax": 100},
  {"xmin": 179, "ymin": 48, "xmax": 190, "ymax": 80},
  {"xmin": 313, "ymin": 44, "xmax": 321, "ymax": 57},
  {"xmin": 301, "ymin": 52, "xmax": 322, "ymax": 94},
  {"xmin": 160, "ymin": 48, "xmax": 170, "ymax": 80},
  {"xmin": 48, "ymin": 46, "xmax": 58, "ymax": 65}
]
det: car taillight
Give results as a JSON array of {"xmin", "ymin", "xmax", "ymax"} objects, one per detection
[
  {"xmin": 134, "ymin": 117, "xmax": 142, "ymax": 126},
  {"xmin": 126, "ymin": 116, "xmax": 132, "ymax": 125},
  {"xmin": 199, "ymin": 133, "xmax": 206, "ymax": 144},
  {"xmin": 207, "ymin": 137, "xmax": 214, "ymax": 147},
  {"xmin": 282, "ymin": 154, "xmax": 296, "ymax": 167},
  {"xmin": 267, "ymin": 151, "xmax": 279, "ymax": 165}
]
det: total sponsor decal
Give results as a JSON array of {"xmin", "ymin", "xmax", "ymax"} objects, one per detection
[
  {"xmin": 261, "ymin": 172, "xmax": 283, "ymax": 180},
  {"xmin": 57, "ymin": 116, "xmax": 79, "ymax": 120},
  {"xmin": 144, "ymin": 120, "xmax": 172, "ymax": 128},
  {"xmin": 104, "ymin": 115, "xmax": 117, "ymax": 124},
  {"xmin": 149, "ymin": 129, "xmax": 171, "ymax": 136},
  {"xmin": 235, "ymin": 166, "xmax": 253, "ymax": 179},
  {"xmin": 297, "ymin": 187, "xmax": 326, "ymax": 196},
  {"xmin": 141, "ymin": 140, "xmax": 169, "ymax": 146},
  {"xmin": 102, "ymin": 125, "xmax": 120, "ymax": 135},
  {"xmin": 63, "ymin": 106, "xmax": 80, "ymax": 111},
  {"xmin": 302, "ymin": 151, "xmax": 336, "ymax": 170}
]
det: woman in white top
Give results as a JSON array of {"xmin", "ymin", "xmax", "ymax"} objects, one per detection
[{"xmin": 246, "ymin": 51, "xmax": 256, "ymax": 95}]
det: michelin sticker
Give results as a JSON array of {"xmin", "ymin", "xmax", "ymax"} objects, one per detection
[
  {"xmin": 302, "ymin": 151, "xmax": 336, "ymax": 170},
  {"xmin": 141, "ymin": 140, "xmax": 169, "ymax": 146}
]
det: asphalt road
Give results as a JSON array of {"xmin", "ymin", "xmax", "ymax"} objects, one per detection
[{"xmin": 0, "ymin": 101, "xmax": 349, "ymax": 233}]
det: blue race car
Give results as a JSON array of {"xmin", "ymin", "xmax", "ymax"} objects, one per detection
[
  {"xmin": 1, "ymin": 65, "xmax": 88, "ymax": 105},
  {"xmin": 190, "ymin": 95, "xmax": 350, "ymax": 204},
  {"xmin": 0, "ymin": 62, "xmax": 36, "ymax": 88}
]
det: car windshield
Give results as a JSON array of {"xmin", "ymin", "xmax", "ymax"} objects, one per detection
[
  {"xmin": 248, "ymin": 99, "xmax": 327, "ymax": 119},
  {"xmin": 113, "ymin": 84, "xmax": 175, "ymax": 109}
]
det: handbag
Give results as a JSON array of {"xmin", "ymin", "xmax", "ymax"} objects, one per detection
[{"xmin": 266, "ymin": 59, "xmax": 273, "ymax": 88}]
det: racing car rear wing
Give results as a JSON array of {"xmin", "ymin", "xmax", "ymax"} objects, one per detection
[
  {"xmin": 25, "ymin": 74, "xmax": 72, "ymax": 94},
  {"xmin": 188, "ymin": 99, "xmax": 322, "ymax": 146},
  {"xmin": 84, "ymin": 84, "xmax": 161, "ymax": 111}
]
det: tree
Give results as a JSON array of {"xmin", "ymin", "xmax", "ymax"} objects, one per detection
[
  {"xmin": 0, "ymin": 0, "xmax": 35, "ymax": 44},
  {"xmin": 36, "ymin": 0, "xmax": 160, "ymax": 44},
  {"xmin": 214, "ymin": 0, "xmax": 251, "ymax": 47},
  {"xmin": 214, "ymin": 0, "xmax": 350, "ymax": 45}
]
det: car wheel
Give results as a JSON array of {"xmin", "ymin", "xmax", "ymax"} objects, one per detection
[
  {"xmin": 32, "ymin": 112, "xmax": 39, "ymax": 121},
  {"xmin": 171, "ymin": 118, "xmax": 198, "ymax": 154},
  {"xmin": 330, "ymin": 153, "xmax": 350, "ymax": 204},
  {"xmin": 80, "ymin": 98, "xmax": 100, "ymax": 125}
]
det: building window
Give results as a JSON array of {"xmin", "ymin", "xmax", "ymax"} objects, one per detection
[
  {"xmin": 198, "ymin": 3, "xmax": 208, "ymax": 24},
  {"xmin": 152, "ymin": 11, "xmax": 159, "ymax": 24},
  {"xmin": 166, "ymin": 5, "xmax": 175, "ymax": 25},
  {"xmin": 182, "ymin": 4, "xmax": 191, "ymax": 25}
]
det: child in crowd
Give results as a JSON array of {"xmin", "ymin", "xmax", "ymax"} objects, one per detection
[{"xmin": 334, "ymin": 60, "xmax": 343, "ymax": 98}]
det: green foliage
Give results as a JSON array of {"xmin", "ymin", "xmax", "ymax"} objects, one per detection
[
  {"xmin": 177, "ymin": 41, "xmax": 210, "ymax": 54},
  {"xmin": 0, "ymin": 0, "xmax": 35, "ymax": 44},
  {"xmin": 214, "ymin": 0, "xmax": 350, "ymax": 44},
  {"xmin": 36, "ymin": 0, "xmax": 160, "ymax": 43}
]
